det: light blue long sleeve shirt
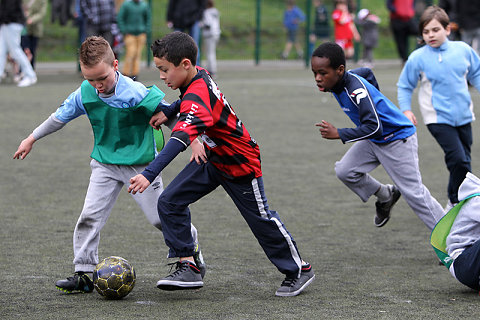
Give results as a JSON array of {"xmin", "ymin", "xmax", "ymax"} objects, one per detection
[{"xmin": 397, "ymin": 39, "xmax": 480, "ymax": 126}]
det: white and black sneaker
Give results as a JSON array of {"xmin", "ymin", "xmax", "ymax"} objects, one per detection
[
  {"xmin": 157, "ymin": 261, "xmax": 204, "ymax": 291},
  {"xmin": 275, "ymin": 263, "xmax": 315, "ymax": 297},
  {"xmin": 193, "ymin": 243, "xmax": 206, "ymax": 279},
  {"xmin": 374, "ymin": 185, "xmax": 401, "ymax": 227}
]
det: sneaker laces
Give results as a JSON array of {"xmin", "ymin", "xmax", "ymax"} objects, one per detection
[
  {"xmin": 280, "ymin": 276, "xmax": 297, "ymax": 287},
  {"xmin": 166, "ymin": 261, "xmax": 189, "ymax": 276}
]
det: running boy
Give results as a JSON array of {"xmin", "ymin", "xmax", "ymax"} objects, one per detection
[
  {"xmin": 397, "ymin": 6, "xmax": 480, "ymax": 211},
  {"xmin": 128, "ymin": 31, "xmax": 314, "ymax": 297},
  {"xmin": 311, "ymin": 42, "xmax": 444, "ymax": 231},
  {"xmin": 13, "ymin": 36, "xmax": 205, "ymax": 294}
]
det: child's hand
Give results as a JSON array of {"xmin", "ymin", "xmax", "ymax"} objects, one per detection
[
  {"xmin": 316, "ymin": 120, "xmax": 340, "ymax": 139},
  {"xmin": 403, "ymin": 110, "xmax": 417, "ymax": 126},
  {"xmin": 13, "ymin": 135, "xmax": 36, "ymax": 160},
  {"xmin": 190, "ymin": 138, "xmax": 207, "ymax": 164},
  {"xmin": 128, "ymin": 174, "xmax": 150, "ymax": 194},
  {"xmin": 149, "ymin": 111, "xmax": 168, "ymax": 130}
]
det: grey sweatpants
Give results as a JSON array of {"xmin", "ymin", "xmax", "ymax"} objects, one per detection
[
  {"xmin": 334, "ymin": 133, "xmax": 444, "ymax": 231},
  {"xmin": 73, "ymin": 159, "xmax": 199, "ymax": 272}
]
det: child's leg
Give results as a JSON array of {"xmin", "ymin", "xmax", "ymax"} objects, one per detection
[
  {"xmin": 427, "ymin": 123, "xmax": 472, "ymax": 204},
  {"xmin": 335, "ymin": 140, "xmax": 383, "ymax": 202},
  {"xmin": 220, "ymin": 176, "xmax": 302, "ymax": 277},
  {"xmin": 452, "ymin": 238, "xmax": 480, "ymax": 290},
  {"xmin": 132, "ymin": 33, "xmax": 146, "ymax": 77},
  {"xmin": 375, "ymin": 134, "xmax": 444, "ymax": 230},
  {"xmin": 122, "ymin": 34, "xmax": 135, "ymax": 77},
  {"xmin": 73, "ymin": 160, "xmax": 124, "ymax": 272},
  {"xmin": 156, "ymin": 161, "xmax": 219, "ymax": 258}
]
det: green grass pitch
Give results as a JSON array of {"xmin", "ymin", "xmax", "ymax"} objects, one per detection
[{"xmin": 2, "ymin": 60, "xmax": 480, "ymax": 319}]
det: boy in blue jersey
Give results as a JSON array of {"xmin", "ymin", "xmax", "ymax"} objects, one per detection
[
  {"xmin": 13, "ymin": 36, "xmax": 206, "ymax": 294},
  {"xmin": 311, "ymin": 42, "xmax": 444, "ymax": 231}
]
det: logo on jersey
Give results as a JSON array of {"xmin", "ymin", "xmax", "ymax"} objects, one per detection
[{"xmin": 350, "ymin": 88, "xmax": 367, "ymax": 104}]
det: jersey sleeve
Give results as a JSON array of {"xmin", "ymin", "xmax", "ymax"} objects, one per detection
[
  {"xmin": 466, "ymin": 45, "xmax": 480, "ymax": 93},
  {"xmin": 397, "ymin": 56, "xmax": 420, "ymax": 112},
  {"xmin": 54, "ymin": 87, "xmax": 86, "ymax": 123},
  {"xmin": 337, "ymin": 77, "xmax": 383, "ymax": 143}
]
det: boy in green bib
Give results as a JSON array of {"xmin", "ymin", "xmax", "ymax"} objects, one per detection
[
  {"xmin": 13, "ymin": 36, "xmax": 206, "ymax": 294},
  {"xmin": 431, "ymin": 172, "xmax": 480, "ymax": 291}
]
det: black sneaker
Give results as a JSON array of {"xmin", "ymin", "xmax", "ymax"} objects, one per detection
[
  {"xmin": 156, "ymin": 261, "xmax": 204, "ymax": 291},
  {"xmin": 193, "ymin": 243, "xmax": 206, "ymax": 279},
  {"xmin": 55, "ymin": 272, "xmax": 94, "ymax": 293},
  {"xmin": 374, "ymin": 185, "xmax": 401, "ymax": 227},
  {"xmin": 275, "ymin": 263, "xmax": 315, "ymax": 297}
]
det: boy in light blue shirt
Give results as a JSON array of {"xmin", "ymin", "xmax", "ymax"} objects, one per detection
[{"xmin": 397, "ymin": 6, "xmax": 480, "ymax": 209}]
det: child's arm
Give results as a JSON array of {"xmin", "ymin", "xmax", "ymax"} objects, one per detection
[
  {"xmin": 466, "ymin": 45, "xmax": 480, "ymax": 93},
  {"xmin": 128, "ymin": 138, "xmax": 185, "ymax": 194},
  {"xmin": 397, "ymin": 59, "xmax": 420, "ymax": 125}
]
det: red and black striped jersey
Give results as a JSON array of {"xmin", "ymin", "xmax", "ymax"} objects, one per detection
[{"xmin": 171, "ymin": 68, "xmax": 262, "ymax": 180}]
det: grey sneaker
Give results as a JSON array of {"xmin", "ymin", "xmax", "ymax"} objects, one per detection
[
  {"xmin": 275, "ymin": 263, "xmax": 315, "ymax": 297},
  {"xmin": 156, "ymin": 261, "xmax": 203, "ymax": 291},
  {"xmin": 55, "ymin": 272, "xmax": 94, "ymax": 293},
  {"xmin": 374, "ymin": 185, "xmax": 401, "ymax": 227},
  {"xmin": 193, "ymin": 243, "xmax": 206, "ymax": 279}
]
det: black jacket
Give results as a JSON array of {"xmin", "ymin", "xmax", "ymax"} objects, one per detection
[
  {"xmin": 167, "ymin": 0, "xmax": 206, "ymax": 29},
  {"xmin": 0, "ymin": 0, "xmax": 26, "ymax": 25}
]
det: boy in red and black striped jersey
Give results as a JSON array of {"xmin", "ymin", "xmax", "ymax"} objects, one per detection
[{"xmin": 128, "ymin": 31, "xmax": 314, "ymax": 296}]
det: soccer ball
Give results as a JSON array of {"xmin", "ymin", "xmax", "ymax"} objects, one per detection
[{"xmin": 93, "ymin": 256, "xmax": 136, "ymax": 299}]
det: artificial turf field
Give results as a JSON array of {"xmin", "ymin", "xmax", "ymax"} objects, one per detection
[{"xmin": 2, "ymin": 59, "xmax": 480, "ymax": 319}]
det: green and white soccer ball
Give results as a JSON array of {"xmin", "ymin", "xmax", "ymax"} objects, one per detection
[{"xmin": 93, "ymin": 256, "xmax": 136, "ymax": 299}]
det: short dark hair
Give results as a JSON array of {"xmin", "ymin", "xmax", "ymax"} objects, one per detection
[
  {"xmin": 312, "ymin": 42, "xmax": 345, "ymax": 69},
  {"xmin": 151, "ymin": 31, "xmax": 197, "ymax": 66}
]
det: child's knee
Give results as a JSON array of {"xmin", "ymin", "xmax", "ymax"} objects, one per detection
[{"xmin": 335, "ymin": 161, "xmax": 357, "ymax": 183}]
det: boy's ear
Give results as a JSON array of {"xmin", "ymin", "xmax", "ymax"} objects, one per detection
[
  {"xmin": 180, "ymin": 58, "xmax": 193, "ymax": 70},
  {"xmin": 336, "ymin": 64, "xmax": 345, "ymax": 76}
]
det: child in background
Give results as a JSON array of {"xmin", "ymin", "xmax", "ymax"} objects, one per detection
[
  {"xmin": 281, "ymin": 0, "xmax": 305, "ymax": 60},
  {"xmin": 309, "ymin": 0, "xmax": 330, "ymax": 57},
  {"xmin": 117, "ymin": 0, "xmax": 151, "ymax": 80},
  {"xmin": 355, "ymin": 8, "xmax": 380, "ymax": 68},
  {"xmin": 311, "ymin": 42, "xmax": 444, "ymax": 231},
  {"xmin": 201, "ymin": 0, "xmax": 221, "ymax": 78},
  {"xmin": 397, "ymin": 6, "xmax": 480, "ymax": 211},
  {"xmin": 128, "ymin": 31, "xmax": 314, "ymax": 297},
  {"xmin": 331, "ymin": 0, "xmax": 360, "ymax": 59},
  {"xmin": 13, "ymin": 36, "xmax": 206, "ymax": 294}
]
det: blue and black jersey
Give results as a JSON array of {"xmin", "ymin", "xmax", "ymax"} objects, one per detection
[{"xmin": 331, "ymin": 68, "xmax": 416, "ymax": 144}]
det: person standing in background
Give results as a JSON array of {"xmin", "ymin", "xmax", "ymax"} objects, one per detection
[
  {"xmin": 332, "ymin": 0, "xmax": 360, "ymax": 60},
  {"xmin": 355, "ymin": 8, "xmax": 380, "ymax": 68},
  {"xmin": 455, "ymin": 0, "xmax": 480, "ymax": 54},
  {"xmin": 201, "ymin": 0, "xmax": 220, "ymax": 78},
  {"xmin": 281, "ymin": 0, "xmax": 305, "ymax": 60},
  {"xmin": 117, "ymin": 0, "xmax": 151, "ymax": 80},
  {"xmin": 309, "ymin": 0, "xmax": 330, "ymax": 58},
  {"xmin": 386, "ymin": 0, "xmax": 417, "ymax": 64},
  {"xmin": 80, "ymin": 0, "xmax": 117, "ymax": 46},
  {"xmin": 0, "ymin": 0, "xmax": 37, "ymax": 87},
  {"xmin": 166, "ymin": 0, "xmax": 206, "ymax": 59},
  {"xmin": 21, "ymin": 0, "xmax": 47, "ymax": 70}
]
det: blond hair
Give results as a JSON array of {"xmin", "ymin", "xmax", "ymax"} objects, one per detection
[{"xmin": 79, "ymin": 36, "xmax": 115, "ymax": 68}]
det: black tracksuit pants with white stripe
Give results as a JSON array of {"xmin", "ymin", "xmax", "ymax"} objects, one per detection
[{"xmin": 157, "ymin": 161, "xmax": 303, "ymax": 277}]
